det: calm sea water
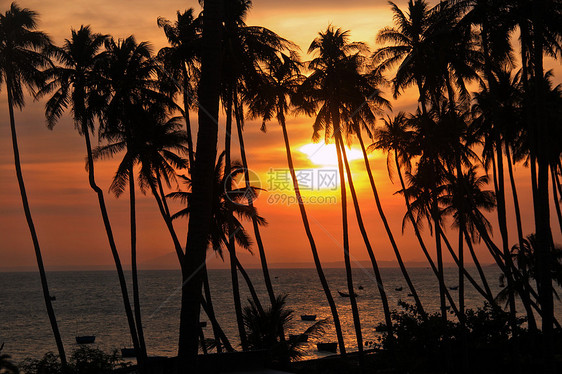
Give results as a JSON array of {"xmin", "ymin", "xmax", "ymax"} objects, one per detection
[{"xmin": 0, "ymin": 267, "xmax": 559, "ymax": 362}]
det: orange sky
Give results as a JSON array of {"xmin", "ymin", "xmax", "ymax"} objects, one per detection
[{"xmin": 1, "ymin": 0, "xmax": 561, "ymax": 270}]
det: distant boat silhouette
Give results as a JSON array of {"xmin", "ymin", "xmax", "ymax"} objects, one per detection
[
  {"xmin": 395, "ymin": 286, "xmax": 403, "ymax": 291},
  {"xmin": 75, "ymin": 336, "xmax": 95, "ymax": 344},
  {"xmin": 358, "ymin": 285, "xmax": 364, "ymax": 290},
  {"xmin": 449, "ymin": 286, "xmax": 459, "ymax": 290},
  {"xmin": 49, "ymin": 295, "xmax": 56, "ymax": 301},
  {"xmin": 300, "ymin": 314, "xmax": 317, "ymax": 321},
  {"xmin": 317, "ymin": 342, "xmax": 338, "ymax": 352},
  {"xmin": 338, "ymin": 291, "xmax": 358, "ymax": 297},
  {"xmin": 121, "ymin": 348, "xmax": 136, "ymax": 358},
  {"xmin": 407, "ymin": 293, "xmax": 414, "ymax": 297}
]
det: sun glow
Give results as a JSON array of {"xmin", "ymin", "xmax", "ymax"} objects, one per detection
[{"xmin": 299, "ymin": 142, "xmax": 363, "ymax": 167}]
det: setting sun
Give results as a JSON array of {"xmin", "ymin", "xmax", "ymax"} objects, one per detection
[{"xmin": 299, "ymin": 142, "xmax": 363, "ymax": 167}]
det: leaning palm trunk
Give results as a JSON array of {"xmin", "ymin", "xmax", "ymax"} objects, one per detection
[
  {"xmin": 7, "ymin": 87, "xmax": 67, "ymax": 366},
  {"xmin": 225, "ymin": 97, "xmax": 248, "ymax": 351},
  {"xmin": 234, "ymin": 101, "xmax": 276, "ymax": 306},
  {"xmin": 393, "ymin": 149, "xmax": 460, "ymax": 316},
  {"xmin": 335, "ymin": 135, "xmax": 363, "ymax": 354},
  {"xmin": 462, "ymin": 227, "xmax": 493, "ymax": 300},
  {"xmin": 431, "ymin": 186, "xmax": 447, "ymax": 322},
  {"xmin": 178, "ymin": 0, "xmax": 222, "ymax": 361},
  {"xmin": 340, "ymin": 138, "xmax": 393, "ymax": 338},
  {"xmin": 279, "ymin": 114, "xmax": 346, "ymax": 355},
  {"xmin": 506, "ymin": 145, "xmax": 526, "ymax": 247},
  {"xmin": 129, "ymin": 167, "xmax": 147, "ymax": 359},
  {"xmin": 493, "ymin": 144, "xmax": 518, "ymax": 331},
  {"xmin": 82, "ymin": 126, "xmax": 143, "ymax": 366},
  {"xmin": 201, "ymin": 265, "xmax": 222, "ymax": 353},
  {"xmin": 357, "ymin": 131, "xmax": 425, "ymax": 317},
  {"xmin": 182, "ymin": 65, "xmax": 195, "ymax": 168}
]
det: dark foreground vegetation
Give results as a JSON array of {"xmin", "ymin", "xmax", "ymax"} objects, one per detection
[{"xmin": 2, "ymin": 0, "xmax": 562, "ymax": 372}]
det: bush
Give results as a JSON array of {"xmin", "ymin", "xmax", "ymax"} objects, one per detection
[{"xmin": 20, "ymin": 347, "xmax": 128, "ymax": 374}]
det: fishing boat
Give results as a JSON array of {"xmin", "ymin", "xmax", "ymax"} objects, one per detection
[
  {"xmin": 449, "ymin": 285, "xmax": 459, "ymax": 290},
  {"xmin": 300, "ymin": 314, "xmax": 317, "ymax": 321},
  {"xmin": 75, "ymin": 336, "xmax": 95, "ymax": 344},
  {"xmin": 358, "ymin": 285, "xmax": 364, "ymax": 290},
  {"xmin": 317, "ymin": 342, "xmax": 338, "ymax": 353},
  {"xmin": 395, "ymin": 286, "xmax": 403, "ymax": 291},
  {"xmin": 338, "ymin": 291, "xmax": 358, "ymax": 297},
  {"xmin": 121, "ymin": 348, "xmax": 136, "ymax": 358},
  {"xmin": 49, "ymin": 295, "xmax": 56, "ymax": 301}
]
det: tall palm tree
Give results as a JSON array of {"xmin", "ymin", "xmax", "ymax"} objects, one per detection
[
  {"xmin": 97, "ymin": 35, "xmax": 177, "ymax": 360},
  {"xmin": 178, "ymin": 0, "xmax": 222, "ymax": 362},
  {"xmin": 36, "ymin": 25, "xmax": 144, "ymax": 366},
  {"xmin": 245, "ymin": 53, "xmax": 347, "ymax": 355},
  {"xmin": 0, "ymin": 3, "xmax": 66, "ymax": 365}
]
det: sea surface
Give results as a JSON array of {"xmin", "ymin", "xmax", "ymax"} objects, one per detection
[{"xmin": 1, "ymin": 267, "xmax": 559, "ymax": 363}]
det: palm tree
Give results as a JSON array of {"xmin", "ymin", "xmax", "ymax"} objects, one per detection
[
  {"xmin": 97, "ymin": 35, "xmax": 177, "ymax": 360},
  {"xmin": 168, "ymin": 151, "xmax": 268, "ymax": 349},
  {"xmin": 0, "ymin": 3, "xmax": 66, "ymax": 365},
  {"xmin": 373, "ymin": 0, "xmax": 433, "ymax": 113},
  {"xmin": 156, "ymin": 8, "xmax": 201, "ymax": 168},
  {"xmin": 371, "ymin": 113, "xmax": 463, "ymax": 317},
  {"xmin": 441, "ymin": 166, "xmax": 496, "ymax": 315},
  {"xmin": 245, "ymin": 52, "xmax": 347, "ymax": 355},
  {"xmin": 178, "ymin": 0, "xmax": 222, "ymax": 362},
  {"xmin": 36, "ymin": 25, "xmax": 144, "ymax": 365}
]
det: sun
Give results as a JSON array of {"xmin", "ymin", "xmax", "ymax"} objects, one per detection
[{"xmin": 299, "ymin": 142, "xmax": 363, "ymax": 167}]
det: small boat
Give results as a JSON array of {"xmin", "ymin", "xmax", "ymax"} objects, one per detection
[
  {"xmin": 49, "ymin": 295, "xmax": 56, "ymax": 301},
  {"xmin": 289, "ymin": 333, "xmax": 309, "ymax": 342},
  {"xmin": 75, "ymin": 336, "xmax": 95, "ymax": 344},
  {"xmin": 407, "ymin": 293, "xmax": 414, "ymax": 297},
  {"xmin": 317, "ymin": 342, "xmax": 338, "ymax": 353},
  {"xmin": 358, "ymin": 285, "xmax": 364, "ymax": 290},
  {"xmin": 338, "ymin": 291, "xmax": 358, "ymax": 298},
  {"xmin": 121, "ymin": 348, "xmax": 136, "ymax": 358},
  {"xmin": 395, "ymin": 286, "xmax": 403, "ymax": 291},
  {"xmin": 449, "ymin": 286, "xmax": 459, "ymax": 290},
  {"xmin": 301, "ymin": 314, "xmax": 317, "ymax": 321},
  {"xmin": 199, "ymin": 321, "xmax": 207, "ymax": 328}
]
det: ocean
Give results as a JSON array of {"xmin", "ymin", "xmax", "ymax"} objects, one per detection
[{"xmin": 0, "ymin": 267, "xmax": 557, "ymax": 362}]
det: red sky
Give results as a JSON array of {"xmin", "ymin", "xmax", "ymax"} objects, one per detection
[{"xmin": 1, "ymin": 0, "xmax": 561, "ymax": 270}]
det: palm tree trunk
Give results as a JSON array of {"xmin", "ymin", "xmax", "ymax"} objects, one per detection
[
  {"xmin": 506, "ymin": 145, "xmax": 525, "ymax": 247},
  {"xmin": 83, "ymin": 126, "xmax": 143, "ymax": 367},
  {"xmin": 551, "ymin": 166, "xmax": 562, "ymax": 235},
  {"xmin": 393, "ymin": 150, "xmax": 460, "ymax": 316},
  {"xmin": 129, "ymin": 167, "xmax": 147, "ymax": 360},
  {"xmin": 201, "ymin": 295, "xmax": 235, "ymax": 352},
  {"xmin": 357, "ymin": 131, "xmax": 425, "ymax": 317},
  {"xmin": 234, "ymin": 99, "xmax": 276, "ymax": 306},
  {"xmin": 201, "ymin": 265, "xmax": 223, "ymax": 353},
  {"xmin": 335, "ymin": 136, "xmax": 363, "ymax": 354},
  {"xmin": 494, "ymin": 142, "xmax": 518, "ymax": 331},
  {"xmin": 458, "ymin": 227, "xmax": 464, "ymax": 318},
  {"xmin": 182, "ymin": 65, "xmax": 195, "ymax": 169},
  {"xmin": 432, "ymin": 190, "xmax": 447, "ymax": 322},
  {"xmin": 224, "ymin": 95, "xmax": 248, "ymax": 351},
  {"xmin": 7, "ymin": 86, "xmax": 67, "ymax": 366},
  {"xmin": 462, "ymin": 227, "xmax": 493, "ymax": 300},
  {"xmin": 178, "ymin": 0, "xmax": 222, "ymax": 361},
  {"xmin": 279, "ymin": 115, "xmax": 346, "ymax": 355},
  {"xmin": 340, "ymin": 138, "xmax": 392, "ymax": 339}
]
